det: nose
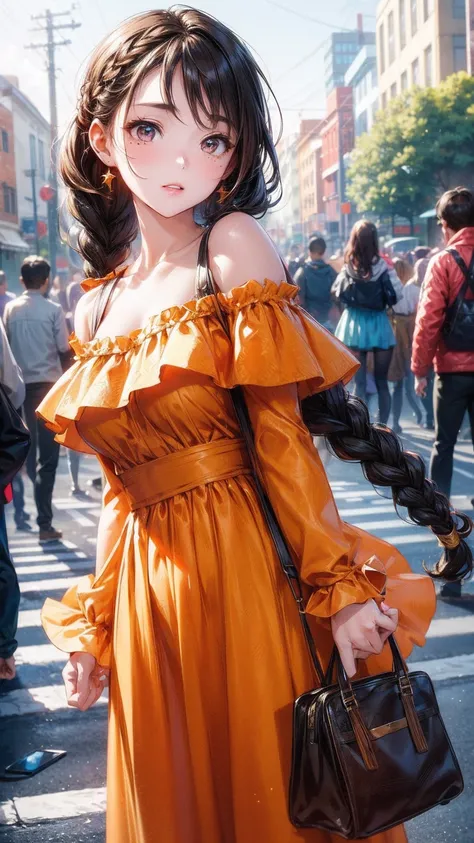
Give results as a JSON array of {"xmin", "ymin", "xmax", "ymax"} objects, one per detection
[{"xmin": 176, "ymin": 155, "xmax": 186, "ymax": 169}]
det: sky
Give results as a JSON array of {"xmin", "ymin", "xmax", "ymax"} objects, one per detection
[{"xmin": 1, "ymin": 0, "xmax": 378, "ymax": 140}]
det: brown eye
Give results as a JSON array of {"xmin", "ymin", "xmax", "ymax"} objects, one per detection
[
  {"xmin": 202, "ymin": 135, "xmax": 231, "ymax": 155},
  {"xmin": 127, "ymin": 121, "xmax": 162, "ymax": 142}
]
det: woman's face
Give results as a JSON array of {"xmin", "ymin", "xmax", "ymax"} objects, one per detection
[{"xmin": 97, "ymin": 67, "xmax": 237, "ymax": 218}]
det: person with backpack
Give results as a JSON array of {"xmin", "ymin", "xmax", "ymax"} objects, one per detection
[
  {"xmin": 332, "ymin": 220, "xmax": 403, "ymax": 424},
  {"xmin": 412, "ymin": 187, "xmax": 474, "ymax": 499},
  {"xmin": 294, "ymin": 237, "xmax": 337, "ymax": 329}
]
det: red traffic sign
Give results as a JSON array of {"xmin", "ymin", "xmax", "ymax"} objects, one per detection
[
  {"xmin": 37, "ymin": 221, "xmax": 47, "ymax": 238},
  {"xmin": 39, "ymin": 184, "xmax": 55, "ymax": 202}
]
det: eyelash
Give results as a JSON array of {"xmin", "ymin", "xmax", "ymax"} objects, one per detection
[{"xmin": 124, "ymin": 121, "xmax": 233, "ymax": 155}]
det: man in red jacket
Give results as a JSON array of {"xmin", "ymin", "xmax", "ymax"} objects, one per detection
[{"xmin": 412, "ymin": 187, "xmax": 474, "ymax": 499}]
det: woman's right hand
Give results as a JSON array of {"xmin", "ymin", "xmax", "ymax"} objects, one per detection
[
  {"xmin": 62, "ymin": 652, "xmax": 109, "ymax": 711},
  {"xmin": 331, "ymin": 599, "xmax": 399, "ymax": 678}
]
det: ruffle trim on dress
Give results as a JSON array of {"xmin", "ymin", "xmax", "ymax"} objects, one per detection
[{"xmin": 35, "ymin": 278, "xmax": 359, "ymax": 444}]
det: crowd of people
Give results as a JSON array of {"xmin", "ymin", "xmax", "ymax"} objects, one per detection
[{"xmin": 289, "ymin": 185, "xmax": 474, "ymax": 498}]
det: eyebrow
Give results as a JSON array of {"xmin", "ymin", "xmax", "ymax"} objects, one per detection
[{"xmin": 135, "ymin": 102, "xmax": 232, "ymax": 128}]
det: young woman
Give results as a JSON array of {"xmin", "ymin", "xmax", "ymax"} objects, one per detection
[
  {"xmin": 388, "ymin": 257, "xmax": 423, "ymax": 434},
  {"xmin": 333, "ymin": 221, "xmax": 403, "ymax": 424},
  {"xmin": 36, "ymin": 10, "xmax": 471, "ymax": 843}
]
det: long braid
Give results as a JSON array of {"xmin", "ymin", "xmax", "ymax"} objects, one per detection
[{"xmin": 301, "ymin": 384, "xmax": 473, "ymax": 582}]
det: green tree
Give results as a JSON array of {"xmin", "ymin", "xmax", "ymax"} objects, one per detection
[{"xmin": 346, "ymin": 73, "xmax": 474, "ymax": 230}]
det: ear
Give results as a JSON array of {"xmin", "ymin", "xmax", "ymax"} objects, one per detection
[{"xmin": 89, "ymin": 119, "xmax": 116, "ymax": 168}]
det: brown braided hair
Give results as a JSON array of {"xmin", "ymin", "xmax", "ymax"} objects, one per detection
[
  {"xmin": 60, "ymin": 7, "xmax": 282, "ymax": 278},
  {"xmin": 301, "ymin": 385, "xmax": 473, "ymax": 582}
]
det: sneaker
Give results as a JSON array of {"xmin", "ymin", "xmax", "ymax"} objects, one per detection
[
  {"xmin": 70, "ymin": 488, "xmax": 93, "ymax": 500},
  {"xmin": 88, "ymin": 476, "xmax": 103, "ymax": 491},
  {"xmin": 39, "ymin": 527, "xmax": 63, "ymax": 543}
]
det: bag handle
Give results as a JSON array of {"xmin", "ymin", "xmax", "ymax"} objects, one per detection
[
  {"xmin": 195, "ymin": 221, "xmax": 326, "ymax": 686},
  {"xmin": 90, "ymin": 273, "xmax": 122, "ymax": 339}
]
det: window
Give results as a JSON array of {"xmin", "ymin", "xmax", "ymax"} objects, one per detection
[
  {"xmin": 388, "ymin": 11, "xmax": 395, "ymax": 63},
  {"xmin": 401, "ymin": 70, "xmax": 408, "ymax": 90},
  {"xmin": 381, "ymin": 91, "xmax": 387, "ymax": 109},
  {"xmin": 38, "ymin": 139, "xmax": 45, "ymax": 179},
  {"xmin": 1, "ymin": 130, "xmax": 8, "ymax": 153},
  {"xmin": 29, "ymin": 134, "xmax": 37, "ymax": 169},
  {"xmin": 424, "ymin": 44, "xmax": 433, "ymax": 85},
  {"xmin": 390, "ymin": 82, "xmax": 397, "ymax": 99},
  {"xmin": 453, "ymin": 34, "xmax": 467, "ymax": 71},
  {"xmin": 412, "ymin": 57, "xmax": 420, "ymax": 85},
  {"xmin": 379, "ymin": 22, "xmax": 385, "ymax": 74},
  {"xmin": 399, "ymin": 0, "xmax": 406, "ymax": 49},
  {"xmin": 424, "ymin": 0, "xmax": 434, "ymax": 18},
  {"xmin": 453, "ymin": 0, "xmax": 466, "ymax": 19},
  {"xmin": 2, "ymin": 184, "xmax": 17, "ymax": 216},
  {"xmin": 411, "ymin": 0, "xmax": 418, "ymax": 35}
]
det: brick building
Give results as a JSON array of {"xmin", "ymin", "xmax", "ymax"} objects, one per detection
[
  {"xmin": 320, "ymin": 87, "xmax": 354, "ymax": 244},
  {"xmin": 297, "ymin": 120, "xmax": 324, "ymax": 242},
  {"xmin": 0, "ymin": 98, "xmax": 28, "ymax": 287}
]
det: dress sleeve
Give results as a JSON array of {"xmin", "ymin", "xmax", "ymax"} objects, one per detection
[{"xmin": 40, "ymin": 456, "xmax": 130, "ymax": 667}]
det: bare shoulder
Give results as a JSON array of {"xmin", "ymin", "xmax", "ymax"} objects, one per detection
[
  {"xmin": 207, "ymin": 212, "xmax": 285, "ymax": 295},
  {"xmin": 73, "ymin": 286, "xmax": 101, "ymax": 342}
]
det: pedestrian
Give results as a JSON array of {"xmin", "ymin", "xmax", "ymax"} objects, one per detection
[
  {"xmin": 413, "ymin": 186, "xmax": 474, "ymax": 500},
  {"xmin": 0, "ymin": 319, "xmax": 29, "ymax": 679},
  {"xmin": 388, "ymin": 257, "xmax": 423, "ymax": 434},
  {"xmin": 4, "ymin": 255, "xmax": 70, "ymax": 542},
  {"xmin": 285, "ymin": 243, "xmax": 302, "ymax": 278},
  {"xmin": 35, "ymin": 11, "xmax": 470, "ymax": 843},
  {"xmin": 410, "ymin": 258, "xmax": 435, "ymax": 429},
  {"xmin": 294, "ymin": 236, "xmax": 337, "ymax": 329},
  {"xmin": 0, "ymin": 270, "xmax": 16, "ymax": 321},
  {"xmin": 332, "ymin": 220, "xmax": 404, "ymax": 424}
]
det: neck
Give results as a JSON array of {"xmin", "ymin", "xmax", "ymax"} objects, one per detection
[{"xmin": 130, "ymin": 197, "xmax": 203, "ymax": 275}]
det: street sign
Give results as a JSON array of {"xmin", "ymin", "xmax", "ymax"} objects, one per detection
[{"xmin": 39, "ymin": 185, "xmax": 55, "ymax": 202}]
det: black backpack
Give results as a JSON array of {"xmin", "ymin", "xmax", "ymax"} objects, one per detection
[
  {"xmin": 442, "ymin": 249, "xmax": 474, "ymax": 351},
  {"xmin": 334, "ymin": 269, "xmax": 397, "ymax": 311}
]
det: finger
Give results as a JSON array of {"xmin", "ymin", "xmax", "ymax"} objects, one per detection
[
  {"xmin": 338, "ymin": 645, "xmax": 357, "ymax": 679},
  {"xmin": 353, "ymin": 650, "xmax": 372, "ymax": 660},
  {"xmin": 75, "ymin": 659, "xmax": 93, "ymax": 709},
  {"xmin": 62, "ymin": 662, "xmax": 78, "ymax": 702},
  {"xmin": 77, "ymin": 680, "xmax": 102, "ymax": 712},
  {"xmin": 375, "ymin": 611, "xmax": 399, "ymax": 633}
]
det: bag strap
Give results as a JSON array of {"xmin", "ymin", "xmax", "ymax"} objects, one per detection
[
  {"xmin": 90, "ymin": 273, "xmax": 122, "ymax": 339},
  {"xmin": 445, "ymin": 248, "xmax": 474, "ymax": 309},
  {"xmin": 195, "ymin": 221, "xmax": 326, "ymax": 685}
]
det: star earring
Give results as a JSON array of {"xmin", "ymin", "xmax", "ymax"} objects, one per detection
[
  {"xmin": 101, "ymin": 169, "xmax": 116, "ymax": 192},
  {"xmin": 217, "ymin": 183, "xmax": 231, "ymax": 204}
]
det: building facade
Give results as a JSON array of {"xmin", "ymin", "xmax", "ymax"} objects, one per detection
[
  {"xmin": 0, "ymin": 85, "xmax": 29, "ymax": 289},
  {"xmin": 297, "ymin": 120, "xmax": 324, "ymax": 242},
  {"xmin": 345, "ymin": 44, "xmax": 379, "ymax": 137},
  {"xmin": 468, "ymin": 0, "xmax": 474, "ymax": 73},
  {"xmin": 264, "ymin": 132, "xmax": 301, "ymax": 251},
  {"xmin": 1, "ymin": 75, "xmax": 50, "ymax": 271},
  {"xmin": 325, "ymin": 20, "xmax": 376, "ymax": 95},
  {"xmin": 320, "ymin": 87, "xmax": 354, "ymax": 244},
  {"xmin": 376, "ymin": 0, "xmax": 467, "ymax": 107}
]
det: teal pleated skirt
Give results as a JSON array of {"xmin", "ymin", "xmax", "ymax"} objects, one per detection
[{"xmin": 334, "ymin": 307, "xmax": 396, "ymax": 351}]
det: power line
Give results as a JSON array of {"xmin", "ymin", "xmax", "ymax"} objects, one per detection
[
  {"xmin": 264, "ymin": 0, "xmax": 355, "ymax": 31},
  {"xmin": 25, "ymin": 6, "xmax": 81, "ymax": 277}
]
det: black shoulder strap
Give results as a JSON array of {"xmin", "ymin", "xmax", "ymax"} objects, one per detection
[
  {"xmin": 445, "ymin": 248, "xmax": 474, "ymax": 300},
  {"xmin": 194, "ymin": 218, "xmax": 326, "ymax": 686},
  {"xmin": 90, "ymin": 274, "xmax": 122, "ymax": 339}
]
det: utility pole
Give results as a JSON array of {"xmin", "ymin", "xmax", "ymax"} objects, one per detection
[
  {"xmin": 24, "ymin": 168, "xmax": 40, "ymax": 254},
  {"xmin": 25, "ymin": 8, "xmax": 81, "ymax": 278}
]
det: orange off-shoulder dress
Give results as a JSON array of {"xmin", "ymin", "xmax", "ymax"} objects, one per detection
[{"xmin": 36, "ymin": 274, "xmax": 435, "ymax": 843}]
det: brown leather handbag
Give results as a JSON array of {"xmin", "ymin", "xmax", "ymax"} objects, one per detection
[{"xmin": 195, "ymin": 222, "xmax": 464, "ymax": 838}]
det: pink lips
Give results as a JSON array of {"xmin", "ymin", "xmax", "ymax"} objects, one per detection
[{"xmin": 162, "ymin": 184, "xmax": 184, "ymax": 194}]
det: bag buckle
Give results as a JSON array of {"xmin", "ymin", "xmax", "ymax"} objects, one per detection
[
  {"xmin": 399, "ymin": 675, "xmax": 414, "ymax": 696},
  {"xmin": 341, "ymin": 690, "xmax": 358, "ymax": 711}
]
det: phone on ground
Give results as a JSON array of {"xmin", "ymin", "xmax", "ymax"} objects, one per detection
[{"xmin": 2, "ymin": 749, "xmax": 67, "ymax": 779}]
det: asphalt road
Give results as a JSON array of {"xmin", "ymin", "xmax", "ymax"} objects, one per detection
[{"xmin": 1, "ymin": 420, "xmax": 473, "ymax": 842}]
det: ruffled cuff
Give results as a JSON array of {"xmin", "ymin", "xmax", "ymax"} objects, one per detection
[
  {"xmin": 305, "ymin": 559, "xmax": 387, "ymax": 619},
  {"xmin": 41, "ymin": 575, "xmax": 112, "ymax": 668}
]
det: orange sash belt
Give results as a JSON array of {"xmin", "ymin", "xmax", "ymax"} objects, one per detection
[{"xmin": 116, "ymin": 438, "xmax": 252, "ymax": 511}]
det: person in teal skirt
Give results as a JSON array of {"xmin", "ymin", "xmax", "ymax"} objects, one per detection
[{"xmin": 333, "ymin": 220, "xmax": 403, "ymax": 424}]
